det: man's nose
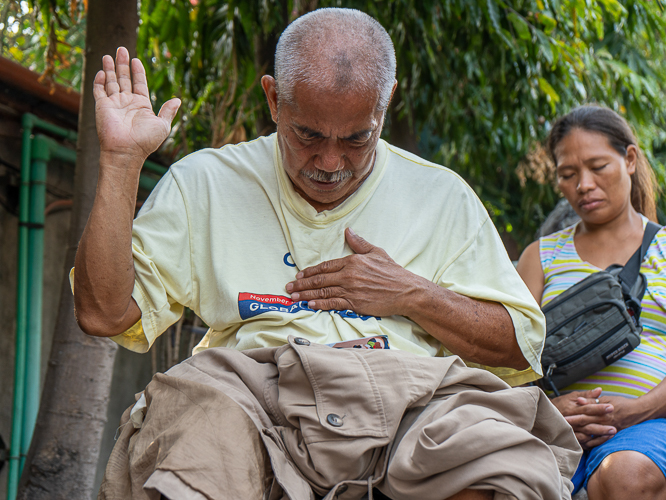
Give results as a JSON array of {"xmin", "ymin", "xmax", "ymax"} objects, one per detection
[{"xmin": 314, "ymin": 142, "xmax": 344, "ymax": 172}]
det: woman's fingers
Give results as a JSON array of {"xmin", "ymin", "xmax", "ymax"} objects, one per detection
[
  {"xmin": 102, "ymin": 55, "xmax": 119, "ymax": 96},
  {"xmin": 130, "ymin": 58, "xmax": 150, "ymax": 99},
  {"xmin": 576, "ymin": 422, "xmax": 616, "ymax": 436},
  {"xmin": 575, "ymin": 387, "xmax": 603, "ymax": 406},
  {"xmin": 565, "ymin": 411, "xmax": 613, "ymax": 429},
  {"xmin": 115, "ymin": 47, "xmax": 132, "ymax": 94},
  {"xmin": 576, "ymin": 431, "xmax": 614, "ymax": 450},
  {"xmin": 585, "ymin": 434, "xmax": 614, "ymax": 449}
]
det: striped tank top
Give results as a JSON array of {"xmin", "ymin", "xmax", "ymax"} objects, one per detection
[{"xmin": 540, "ymin": 216, "xmax": 666, "ymax": 397}]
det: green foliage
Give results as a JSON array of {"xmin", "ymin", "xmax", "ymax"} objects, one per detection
[
  {"xmin": 354, "ymin": 0, "xmax": 666, "ymax": 245},
  {"xmin": 1, "ymin": 0, "xmax": 85, "ymax": 89},
  {"xmin": 6, "ymin": 0, "xmax": 666, "ymax": 246},
  {"xmin": 139, "ymin": 0, "xmax": 666, "ymax": 247},
  {"xmin": 137, "ymin": 0, "xmax": 290, "ymax": 157}
]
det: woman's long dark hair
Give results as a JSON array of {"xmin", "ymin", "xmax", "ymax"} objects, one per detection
[{"xmin": 547, "ymin": 105, "xmax": 659, "ymax": 222}]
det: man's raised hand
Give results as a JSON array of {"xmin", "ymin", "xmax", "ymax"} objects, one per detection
[{"xmin": 93, "ymin": 47, "xmax": 181, "ymax": 163}]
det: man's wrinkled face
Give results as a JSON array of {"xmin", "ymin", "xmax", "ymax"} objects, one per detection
[{"xmin": 262, "ymin": 76, "xmax": 387, "ymax": 212}]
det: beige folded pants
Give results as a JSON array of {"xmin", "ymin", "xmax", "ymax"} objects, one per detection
[{"xmin": 99, "ymin": 337, "xmax": 581, "ymax": 500}]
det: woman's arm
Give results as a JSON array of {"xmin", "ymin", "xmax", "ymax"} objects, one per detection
[{"xmin": 516, "ymin": 240, "xmax": 545, "ymax": 303}]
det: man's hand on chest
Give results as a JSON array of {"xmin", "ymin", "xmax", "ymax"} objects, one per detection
[{"xmin": 285, "ymin": 227, "xmax": 422, "ymax": 318}]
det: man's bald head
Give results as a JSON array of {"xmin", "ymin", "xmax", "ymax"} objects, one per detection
[{"xmin": 274, "ymin": 8, "xmax": 396, "ymax": 111}]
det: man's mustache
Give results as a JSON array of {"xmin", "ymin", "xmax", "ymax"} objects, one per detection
[{"xmin": 301, "ymin": 168, "xmax": 353, "ymax": 183}]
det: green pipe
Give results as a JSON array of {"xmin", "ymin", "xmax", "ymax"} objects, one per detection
[
  {"xmin": 139, "ymin": 174, "xmax": 159, "ymax": 191},
  {"xmin": 7, "ymin": 115, "xmax": 34, "ymax": 500},
  {"xmin": 20, "ymin": 136, "xmax": 49, "ymax": 470},
  {"xmin": 143, "ymin": 160, "xmax": 168, "ymax": 175},
  {"xmin": 23, "ymin": 113, "xmax": 169, "ymax": 180},
  {"xmin": 8, "ymin": 117, "xmax": 168, "ymax": 499},
  {"xmin": 22, "ymin": 113, "xmax": 78, "ymax": 142}
]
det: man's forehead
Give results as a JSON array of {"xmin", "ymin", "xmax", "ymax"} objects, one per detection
[{"xmin": 297, "ymin": 81, "xmax": 380, "ymax": 111}]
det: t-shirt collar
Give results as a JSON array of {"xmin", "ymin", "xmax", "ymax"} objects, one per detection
[{"xmin": 273, "ymin": 134, "xmax": 388, "ymax": 224}]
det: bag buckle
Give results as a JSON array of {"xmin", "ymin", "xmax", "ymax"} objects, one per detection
[{"xmin": 544, "ymin": 363, "xmax": 560, "ymax": 397}]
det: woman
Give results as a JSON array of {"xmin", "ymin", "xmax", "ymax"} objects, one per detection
[{"xmin": 517, "ymin": 105, "xmax": 666, "ymax": 499}]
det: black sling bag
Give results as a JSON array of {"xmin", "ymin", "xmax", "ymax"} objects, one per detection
[{"xmin": 539, "ymin": 221, "xmax": 661, "ymax": 396}]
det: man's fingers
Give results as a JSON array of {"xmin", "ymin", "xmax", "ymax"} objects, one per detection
[
  {"xmin": 93, "ymin": 70, "xmax": 107, "ymax": 101},
  {"xmin": 345, "ymin": 227, "xmax": 375, "ymax": 254},
  {"xmin": 288, "ymin": 271, "xmax": 341, "ymax": 295},
  {"xmin": 290, "ymin": 286, "xmax": 347, "ymax": 303},
  {"xmin": 131, "ymin": 58, "xmax": 150, "ymax": 98},
  {"xmin": 307, "ymin": 298, "xmax": 351, "ymax": 311},
  {"xmin": 102, "ymin": 54, "xmax": 120, "ymax": 96},
  {"xmin": 115, "ymin": 47, "xmax": 132, "ymax": 94},
  {"xmin": 296, "ymin": 258, "xmax": 347, "ymax": 280},
  {"xmin": 157, "ymin": 98, "xmax": 182, "ymax": 124}
]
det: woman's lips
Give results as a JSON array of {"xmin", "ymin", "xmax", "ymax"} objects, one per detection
[{"xmin": 579, "ymin": 199, "xmax": 604, "ymax": 211}]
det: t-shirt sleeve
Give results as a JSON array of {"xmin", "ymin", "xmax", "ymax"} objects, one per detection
[
  {"xmin": 434, "ymin": 216, "xmax": 546, "ymax": 386},
  {"xmin": 112, "ymin": 170, "xmax": 193, "ymax": 353}
]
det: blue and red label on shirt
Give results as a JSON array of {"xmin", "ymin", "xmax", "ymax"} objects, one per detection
[{"xmin": 238, "ymin": 293, "xmax": 378, "ymax": 321}]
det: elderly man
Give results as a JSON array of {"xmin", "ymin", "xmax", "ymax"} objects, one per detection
[{"xmin": 75, "ymin": 8, "xmax": 579, "ymax": 500}]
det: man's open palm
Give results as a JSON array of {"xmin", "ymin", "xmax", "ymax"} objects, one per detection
[{"xmin": 93, "ymin": 47, "xmax": 180, "ymax": 161}]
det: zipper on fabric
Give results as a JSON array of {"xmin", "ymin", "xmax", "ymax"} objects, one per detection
[
  {"xmin": 555, "ymin": 321, "xmax": 627, "ymax": 367},
  {"xmin": 547, "ymin": 301, "xmax": 624, "ymax": 337}
]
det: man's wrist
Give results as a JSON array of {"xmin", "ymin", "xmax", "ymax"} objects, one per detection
[
  {"xmin": 99, "ymin": 150, "xmax": 147, "ymax": 172},
  {"xmin": 399, "ymin": 275, "xmax": 448, "ymax": 319}
]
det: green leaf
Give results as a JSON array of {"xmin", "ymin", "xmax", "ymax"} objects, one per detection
[
  {"xmin": 538, "ymin": 13, "xmax": 557, "ymax": 35},
  {"xmin": 535, "ymin": 30, "xmax": 553, "ymax": 64},
  {"xmin": 507, "ymin": 12, "xmax": 531, "ymax": 40},
  {"xmin": 538, "ymin": 77, "xmax": 560, "ymax": 112},
  {"xmin": 487, "ymin": 0, "xmax": 501, "ymax": 32},
  {"xmin": 596, "ymin": 0, "xmax": 627, "ymax": 19}
]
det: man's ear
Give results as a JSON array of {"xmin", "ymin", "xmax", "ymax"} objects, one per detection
[
  {"xmin": 625, "ymin": 144, "xmax": 638, "ymax": 176},
  {"xmin": 261, "ymin": 75, "xmax": 279, "ymax": 124},
  {"xmin": 388, "ymin": 79, "xmax": 398, "ymax": 108}
]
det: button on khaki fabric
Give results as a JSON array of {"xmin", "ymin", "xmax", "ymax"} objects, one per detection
[{"xmin": 98, "ymin": 338, "xmax": 581, "ymax": 500}]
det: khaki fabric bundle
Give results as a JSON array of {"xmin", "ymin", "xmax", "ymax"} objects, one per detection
[{"xmin": 99, "ymin": 338, "xmax": 581, "ymax": 500}]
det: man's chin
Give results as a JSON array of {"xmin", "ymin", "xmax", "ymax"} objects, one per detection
[
  {"xmin": 302, "ymin": 184, "xmax": 353, "ymax": 210},
  {"xmin": 307, "ymin": 178, "xmax": 348, "ymax": 193}
]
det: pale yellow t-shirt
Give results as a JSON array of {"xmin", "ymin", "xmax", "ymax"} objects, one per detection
[{"xmin": 92, "ymin": 134, "xmax": 545, "ymax": 385}]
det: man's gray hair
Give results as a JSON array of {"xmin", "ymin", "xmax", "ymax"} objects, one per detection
[{"xmin": 274, "ymin": 8, "xmax": 397, "ymax": 111}]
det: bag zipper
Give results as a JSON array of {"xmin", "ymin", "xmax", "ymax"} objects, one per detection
[
  {"xmin": 547, "ymin": 301, "xmax": 625, "ymax": 337},
  {"xmin": 552, "ymin": 320, "xmax": 627, "ymax": 367}
]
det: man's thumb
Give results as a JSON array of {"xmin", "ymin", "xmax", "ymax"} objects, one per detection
[
  {"xmin": 346, "ymin": 227, "xmax": 374, "ymax": 254},
  {"xmin": 158, "ymin": 97, "xmax": 181, "ymax": 125}
]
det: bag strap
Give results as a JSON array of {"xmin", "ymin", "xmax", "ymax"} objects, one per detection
[{"xmin": 617, "ymin": 221, "xmax": 662, "ymax": 295}]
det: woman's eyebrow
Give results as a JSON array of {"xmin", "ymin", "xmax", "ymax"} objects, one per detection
[{"xmin": 582, "ymin": 155, "xmax": 610, "ymax": 164}]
